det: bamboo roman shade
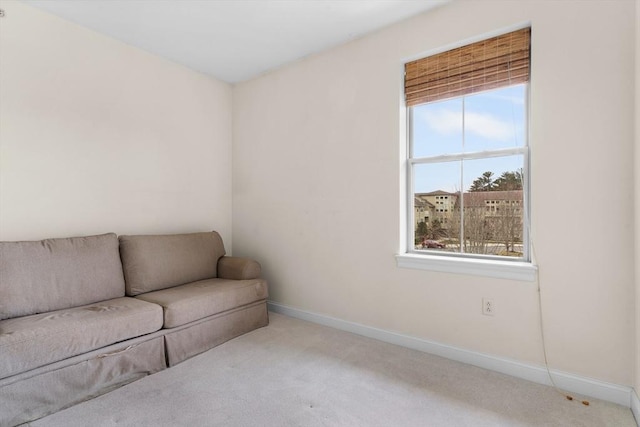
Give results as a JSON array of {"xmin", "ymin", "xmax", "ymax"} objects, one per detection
[{"xmin": 405, "ymin": 27, "xmax": 531, "ymax": 106}]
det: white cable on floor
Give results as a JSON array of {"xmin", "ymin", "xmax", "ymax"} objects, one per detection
[{"xmin": 531, "ymin": 238, "xmax": 589, "ymax": 406}]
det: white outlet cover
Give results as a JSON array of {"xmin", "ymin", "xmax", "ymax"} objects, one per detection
[{"xmin": 482, "ymin": 298, "xmax": 495, "ymax": 316}]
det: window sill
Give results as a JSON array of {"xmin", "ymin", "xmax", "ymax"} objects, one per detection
[{"xmin": 395, "ymin": 253, "xmax": 537, "ymax": 282}]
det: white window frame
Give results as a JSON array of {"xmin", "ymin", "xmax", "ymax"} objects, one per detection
[{"xmin": 396, "ymin": 85, "xmax": 537, "ymax": 282}]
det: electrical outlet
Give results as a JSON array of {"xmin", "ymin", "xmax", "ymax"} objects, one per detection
[{"xmin": 482, "ymin": 298, "xmax": 494, "ymax": 316}]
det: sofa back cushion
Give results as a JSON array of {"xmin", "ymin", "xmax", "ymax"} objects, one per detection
[
  {"xmin": 119, "ymin": 231, "xmax": 226, "ymax": 296},
  {"xmin": 0, "ymin": 233, "xmax": 125, "ymax": 320}
]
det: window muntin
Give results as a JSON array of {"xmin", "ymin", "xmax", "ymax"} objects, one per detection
[{"xmin": 408, "ymin": 84, "xmax": 529, "ymax": 261}]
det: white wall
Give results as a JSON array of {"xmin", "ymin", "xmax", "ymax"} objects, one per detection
[
  {"xmin": 0, "ymin": 2, "xmax": 233, "ymax": 245},
  {"xmin": 234, "ymin": 0, "xmax": 636, "ymax": 386}
]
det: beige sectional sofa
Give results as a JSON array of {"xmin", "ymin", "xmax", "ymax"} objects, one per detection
[{"xmin": 0, "ymin": 231, "xmax": 269, "ymax": 427}]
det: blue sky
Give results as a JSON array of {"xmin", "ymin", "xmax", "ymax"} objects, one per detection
[{"xmin": 412, "ymin": 84, "xmax": 526, "ymax": 194}]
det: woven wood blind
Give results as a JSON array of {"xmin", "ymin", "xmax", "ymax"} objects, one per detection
[{"xmin": 405, "ymin": 28, "xmax": 530, "ymax": 106}]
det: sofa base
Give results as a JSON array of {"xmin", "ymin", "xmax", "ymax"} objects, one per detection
[
  {"xmin": 0, "ymin": 336, "xmax": 166, "ymax": 427},
  {"xmin": 164, "ymin": 301, "xmax": 269, "ymax": 366},
  {"xmin": 1, "ymin": 303, "xmax": 269, "ymax": 426}
]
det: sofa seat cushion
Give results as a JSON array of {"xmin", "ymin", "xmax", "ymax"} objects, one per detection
[
  {"xmin": 135, "ymin": 278, "xmax": 268, "ymax": 329},
  {"xmin": 0, "ymin": 297, "xmax": 163, "ymax": 379}
]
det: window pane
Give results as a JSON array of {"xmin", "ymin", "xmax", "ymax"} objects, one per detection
[
  {"xmin": 413, "ymin": 162, "xmax": 461, "ymax": 252},
  {"xmin": 461, "ymin": 155, "xmax": 524, "ymax": 257},
  {"xmin": 412, "ymin": 97, "xmax": 463, "ymax": 158},
  {"xmin": 463, "ymin": 84, "xmax": 526, "ymax": 152}
]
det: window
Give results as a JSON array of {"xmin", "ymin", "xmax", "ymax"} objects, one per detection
[{"xmin": 399, "ymin": 28, "xmax": 536, "ymax": 279}]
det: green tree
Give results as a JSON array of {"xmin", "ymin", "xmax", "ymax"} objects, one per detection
[
  {"xmin": 493, "ymin": 170, "xmax": 523, "ymax": 191},
  {"xmin": 416, "ymin": 221, "xmax": 428, "ymax": 240},
  {"xmin": 415, "ymin": 220, "xmax": 447, "ymax": 246},
  {"xmin": 468, "ymin": 171, "xmax": 495, "ymax": 192},
  {"xmin": 469, "ymin": 170, "xmax": 523, "ymax": 192}
]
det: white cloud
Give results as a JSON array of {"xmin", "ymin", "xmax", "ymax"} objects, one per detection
[
  {"xmin": 423, "ymin": 109, "xmax": 461, "ymax": 135},
  {"xmin": 424, "ymin": 109, "xmax": 511, "ymax": 142},
  {"xmin": 484, "ymin": 93, "xmax": 525, "ymax": 105},
  {"xmin": 465, "ymin": 112, "xmax": 511, "ymax": 141}
]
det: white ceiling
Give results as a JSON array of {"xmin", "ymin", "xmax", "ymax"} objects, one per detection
[{"xmin": 24, "ymin": 0, "xmax": 447, "ymax": 83}]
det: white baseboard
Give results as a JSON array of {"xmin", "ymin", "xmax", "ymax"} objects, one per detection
[
  {"xmin": 631, "ymin": 388, "xmax": 640, "ymax": 426},
  {"xmin": 268, "ymin": 301, "xmax": 633, "ymax": 408}
]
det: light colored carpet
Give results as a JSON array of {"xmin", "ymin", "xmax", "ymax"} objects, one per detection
[{"xmin": 30, "ymin": 313, "xmax": 635, "ymax": 426}]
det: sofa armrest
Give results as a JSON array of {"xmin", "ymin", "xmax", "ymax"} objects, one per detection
[{"xmin": 217, "ymin": 256, "xmax": 262, "ymax": 280}]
